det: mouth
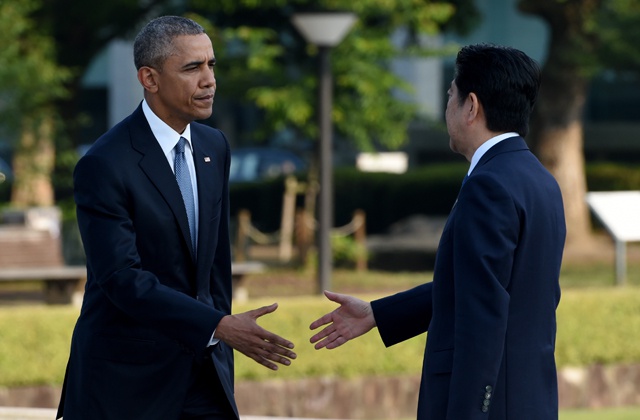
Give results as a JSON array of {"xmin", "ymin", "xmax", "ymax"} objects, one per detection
[{"xmin": 195, "ymin": 94, "xmax": 215, "ymax": 104}]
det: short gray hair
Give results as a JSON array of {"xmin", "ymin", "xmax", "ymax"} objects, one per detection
[{"xmin": 133, "ymin": 16, "xmax": 205, "ymax": 70}]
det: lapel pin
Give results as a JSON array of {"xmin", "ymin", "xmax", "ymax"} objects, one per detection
[{"xmin": 204, "ymin": 157, "xmax": 211, "ymax": 162}]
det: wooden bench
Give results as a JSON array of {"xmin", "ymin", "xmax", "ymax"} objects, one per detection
[
  {"xmin": 0, "ymin": 222, "xmax": 86, "ymax": 305},
  {"xmin": 0, "ymin": 207, "xmax": 264, "ymax": 305},
  {"xmin": 0, "ymin": 259, "xmax": 262, "ymax": 306},
  {"xmin": 231, "ymin": 261, "xmax": 265, "ymax": 303},
  {"xmin": 0, "ymin": 266, "xmax": 86, "ymax": 305}
]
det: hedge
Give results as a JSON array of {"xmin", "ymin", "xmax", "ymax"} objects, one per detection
[
  {"xmin": 230, "ymin": 162, "xmax": 640, "ymax": 235},
  {"xmin": 1, "ymin": 286, "xmax": 640, "ymax": 387}
]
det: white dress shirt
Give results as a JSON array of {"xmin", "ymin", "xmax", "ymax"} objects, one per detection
[
  {"xmin": 142, "ymin": 100, "xmax": 218, "ymax": 346},
  {"xmin": 142, "ymin": 100, "xmax": 200, "ymax": 236}
]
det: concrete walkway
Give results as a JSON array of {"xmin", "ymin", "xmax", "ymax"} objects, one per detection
[{"xmin": 0, "ymin": 407, "xmax": 337, "ymax": 420}]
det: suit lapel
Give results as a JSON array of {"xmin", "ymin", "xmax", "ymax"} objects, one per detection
[
  {"xmin": 193, "ymin": 136, "xmax": 215, "ymax": 263},
  {"xmin": 129, "ymin": 106, "xmax": 196, "ymax": 261}
]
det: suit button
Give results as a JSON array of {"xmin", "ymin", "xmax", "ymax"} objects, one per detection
[
  {"xmin": 485, "ymin": 385, "xmax": 493, "ymax": 392},
  {"xmin": 485, "ymin": 392, "xmax": 492, "ymax": 399},
  {"xmin": 483, "ymin": 399, "xmax": 490, "ymax": 407},
  {"xmin": 482, "ymin": 406, "xmax": 489, "ymax": 413}
]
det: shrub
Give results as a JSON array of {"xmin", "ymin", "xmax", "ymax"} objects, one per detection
[{"xmin": 230, "ymin": 162, "xmax": 640, "ymax": 236}]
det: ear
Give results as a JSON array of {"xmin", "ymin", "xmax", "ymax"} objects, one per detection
[
  {"xmin": 466, "ymin": 92, "xmax": 481, "ymax": 124},
  {"xmin": 137, "ymin": 67, "xmax": 159, "ymax": 93}
]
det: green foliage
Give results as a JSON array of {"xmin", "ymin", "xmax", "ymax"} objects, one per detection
[
  {"xmin": 595, "ymin": 0, "xmax": 640, "ymax": 72},
  {"xmin": 0, "ymin": 0, "xmax": 70, "ymax": 133},
  {"xmin": 186, "ymin": 0, "xmax": 459, "ymax": 150},
  {"xmin": 331, "ymin": 234, "xmax": 368, "ymax": 267},
  {"xmin": 230, "ymin": 177, "xmax": 287, "ymax": 232},
  {"xmin": 2, "ymin": 284, "xmax": 640, "ymax": 387},
  {"xmin": 230, "ymin": 163, "xmax": 468, "ymax": 234},
  {"xmin": 230, "ymin": 162, "xmax": 640, "ymax": 236},
  {"xmin": 555, "ymin": 287, "xmax": 640, "ymax": 367},
  {"xmin": 332, "ymin": 165, "xmax": 466, "ymax": 231},
  {"xmin": 519, "ymin": 0, "xmax": 640, "ymax": 79},
  {"xmin": 585, "ymin": 162, "xmax": 640, "ymax": 191}
]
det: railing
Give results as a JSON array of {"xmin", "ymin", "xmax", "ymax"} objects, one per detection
[{"xmin": 234, "ymin": 177, "xmax": 367, "ymax": 271}]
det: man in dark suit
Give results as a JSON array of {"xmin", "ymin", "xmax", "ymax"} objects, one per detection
[
  {"xmin": 310, "ymin": 44, "xmax": 566, "ymax": 419},
  {"xmin": 57, "ymin": 16, "xmax": 296, "ymax": 420}
]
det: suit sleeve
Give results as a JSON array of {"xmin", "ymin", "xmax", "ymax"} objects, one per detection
[
  {"xmin": 74, "ymin": 154, "xmax": 219, "ymax": 358},
  {"xmin": 371, "ymin": 282, "xmax": 432, "ymax": 347},
  {"xmin": 446, "ymin": 174, "xmax": 516, "ymax": 419}
]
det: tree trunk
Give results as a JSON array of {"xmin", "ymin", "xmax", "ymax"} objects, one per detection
[
  {"xmin": 532, "ymin": 114, "xmax": 592, "ymax": 247},
  {"xmin": 11, "ymin": 114, "xmax": 56, "ymax": 207},
  {"xmin": 520, "ymin": 0, "xmax": 602, "ymax": 248}
]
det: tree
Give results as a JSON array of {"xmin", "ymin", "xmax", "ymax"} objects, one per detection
[
  {"xmin": 0, "ymin": 0, "xmax": 70, "ymax": 207},
  {"xmin": 1, "ymin": 0, "xmax": 480, "ymax": 208},
  {"xmin": 518, "ymin": 0, "xmax": 640, "ymax": 247},
  {"xmin": 36, "ymin": 0, "xmax": 175, "ymax": 142},
  {"xmin": 186, "ymin": 0, "xmax": 467, "ymax": 152},
  {"xmin": 0, "ymin": 0, "xmax": 176, "ymax": 207}
]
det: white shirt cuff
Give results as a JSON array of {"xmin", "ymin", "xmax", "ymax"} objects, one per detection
[{"xmin": 208, "ymin": 329, "xmax": 219, "ymax": 346}]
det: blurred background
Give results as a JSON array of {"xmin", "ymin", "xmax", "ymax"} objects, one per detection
[{"xmin": 0, "ymin": 0, "xmax": 640, "ymax": 419}]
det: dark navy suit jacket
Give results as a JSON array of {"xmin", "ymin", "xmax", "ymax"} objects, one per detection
[
  {"xmin": 372, "ymin": 137, "xmax": 566, "ymax": 420},
  {"xmin": 57, "ymin": 105, "xmax": 238, "ymax": 419}
]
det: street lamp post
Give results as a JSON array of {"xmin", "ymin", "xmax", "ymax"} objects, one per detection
[{"xmin": 291, "ymin": 12, "xmax": 356, "ymax": 293}]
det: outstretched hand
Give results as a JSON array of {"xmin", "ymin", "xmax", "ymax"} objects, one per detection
[
  {"xmin": 215, "ymin": 303, "xmax": 296, "ymax": 370},
  {"xmin": 309, "ymin": 290, "xmax": 376, "ymax": 350}
]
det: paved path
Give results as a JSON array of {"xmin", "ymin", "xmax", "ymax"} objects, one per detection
[{"xmin": 0, "ymin": 407, "xmax": 337, "ymax": 420}]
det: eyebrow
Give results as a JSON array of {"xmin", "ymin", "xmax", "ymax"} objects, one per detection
[{"xmin": 182, "ymin": 57, "xmax": 216, "ymax": 69}]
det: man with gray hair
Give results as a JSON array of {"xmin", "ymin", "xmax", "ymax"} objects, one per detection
[{"xmin": 57, "ymin": 16, "xmax": 296, "ymax": 420}]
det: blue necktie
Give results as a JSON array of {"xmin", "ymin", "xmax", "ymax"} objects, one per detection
[{"xmin": 174, "ymin": 137, "xmax": 197, "ymax": 253}]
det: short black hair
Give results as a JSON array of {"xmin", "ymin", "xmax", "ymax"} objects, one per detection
[
  {"xmin": 133, "ymin": 16, "xmax": 205, "ymax": 70},
  {"xmin": 454, "ymin": 44, "xmax": 541, "ymax": 137}
]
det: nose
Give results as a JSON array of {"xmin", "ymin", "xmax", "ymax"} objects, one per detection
[{"xmin": 202, "ymin": 67, "xmax": 216, "ymax": 89}]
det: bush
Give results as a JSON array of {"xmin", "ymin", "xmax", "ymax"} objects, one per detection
[
  {"xmin": 331, "ymin": 233, "xmax": 367, "ymax": 268},
  {"xmin": 555, "ymin": 287, "xmax": 640, "ymax": 367},
  {"xmin": 586, "ymin": 162, "xmax": 640, "ymax": 191},
  {"xmin": 230, "ymin": 162, "xmax": 640, "ymax": 236},
  {"xmin": 230, "ymin": 164, "xmax": 468, "ymax": 235},
  {"xmin": 2, "ymin": 286, "xmax": 640, "ymax": 387}
]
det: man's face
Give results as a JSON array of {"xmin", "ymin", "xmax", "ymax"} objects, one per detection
[
  {"xmin": 152, "ymin": 33, "xmax": 216, "ymax": 133},
  {"xmin": 445, "ymin": 80, "xmax": 465, "ymax": 156}
]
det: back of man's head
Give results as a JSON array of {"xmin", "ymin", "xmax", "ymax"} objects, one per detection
[
  {"xmin": 134, "ymin": 16, "xmax": 205, "ymax": 71},
  {"xmin": 454, "ymin": 44, "xmax": 541, "ymax": 137}
]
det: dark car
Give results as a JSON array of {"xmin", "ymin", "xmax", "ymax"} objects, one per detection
[
  {"xmin": 0, "ymin": 157, "xmax": 10, "ymax": 184},
  {"xmin": 230, "ymin": 147, "xmax": 307, "ymax": 183},
  {"xmin": 0, "ymin": 156, "xmax": 12, "ymax": 202}
]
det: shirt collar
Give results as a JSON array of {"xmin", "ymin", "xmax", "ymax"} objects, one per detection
[
  {"xmin": 468, "ymin": 132, "xmax": 519, "ymax": 175},
  {"xmin": 142, "ymin": 99, "xmax": 192, "ymax": 155}
]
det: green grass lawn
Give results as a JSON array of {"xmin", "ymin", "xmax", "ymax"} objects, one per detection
[
  {"xmin": 1, "ymin": 255, "xmax": 639, "ymax": 417},
  {"xmin": 560, "ymin": 407, "xmax": 640, "ymax": 420},
  {"xmin": 398, "ymin": 408, "xmax": 640, "ymax": 420}
]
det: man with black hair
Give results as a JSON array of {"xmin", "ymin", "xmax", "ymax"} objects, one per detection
[{"xmin": 310, "ymin": 44, "xmax": 566, "ymax": 420}]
